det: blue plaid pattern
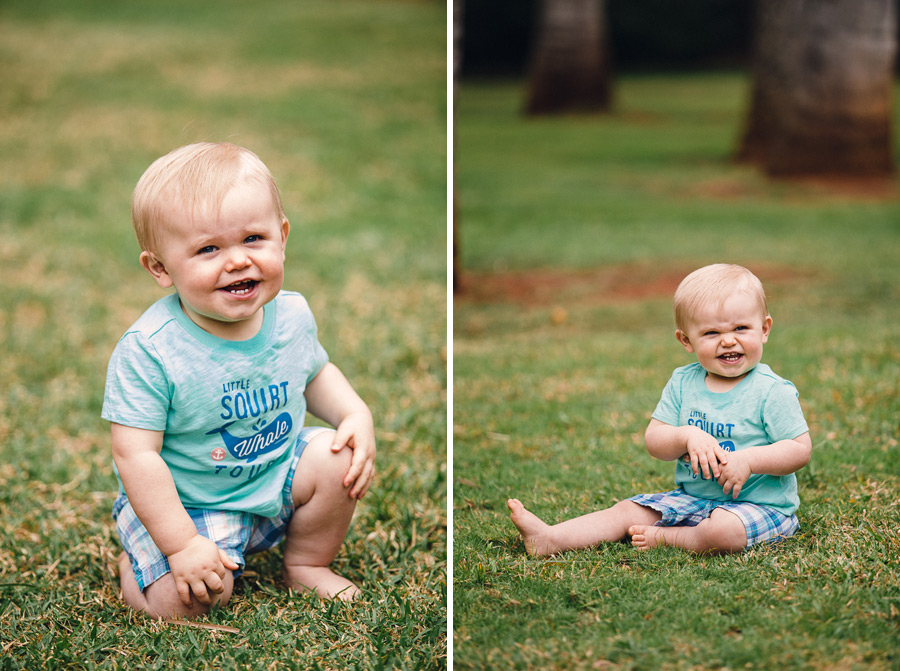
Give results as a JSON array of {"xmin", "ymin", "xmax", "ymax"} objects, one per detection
[
  {"xmin": 114, "ymin": 426, "xmax": 331, "ymax": 591},
  {"xmin": 629, "ymin": 488, "xmax": 799, "ymax": 549}
]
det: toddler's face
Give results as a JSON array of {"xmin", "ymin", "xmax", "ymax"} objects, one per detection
[
  {"xmin": 676, "ymin": 291, "xmax": 772, "ymax": 386},
  {"xmin": 140, "ymin": 178, "xmax": 289, "ymax": 340}
]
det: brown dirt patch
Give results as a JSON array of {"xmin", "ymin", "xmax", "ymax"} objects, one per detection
[
  {"xmin": 779, "ymin": 175, "xmax": 900, "ymax": 201},
  {"xmin": 456, "ymin": 262, "xmax": 814, "ymax": 308}
]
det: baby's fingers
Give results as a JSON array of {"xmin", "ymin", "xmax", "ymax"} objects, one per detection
[
  {"xmin": 342, "ymin": 450, "xmax": 364, "ymax": 489},
  {"xmin": 190, "ymin": 579, "xmax": 212, "ymax": 605},
  {"xmin": 345, "ymin": 453, "xmax": 375, "ymax": 497},
  {"xmin": 330, "ymin": 422, "xmax": 354, "ymax": 454},
  {"xmin": 174, "ymin": 577, "xmax": 194, "ymax": 607},
  {"xmin": 715, "ymin": 446, "xmax": 729, "ymax": 465},
  {"xmin": 218, "ymin": 549, "xmax": 239, "ymax": 571},
  {"xmin": 718, "ymin": 472, "xmax": 740, "ymax": 498},
  {"xmin": 689, "ymin": 452, "xmax": 701, "ymax": 477},
  {"xmin": 204, "ymin": 571, "xmax": 225, "ymax": 596},
  {"xmin": 696, "ymin": 452, "xmax": 718, "ymax": 480},
  {"xmin": 349, "ymin": 459, "xmax": 375, "ymax": 499},
  {"xmin": 719, "ymin": 473, "xmax": 732, "ymax": 495},
  {"xmin": 705, "ymin": 455, "xmax": 720, "ymax": 480}
]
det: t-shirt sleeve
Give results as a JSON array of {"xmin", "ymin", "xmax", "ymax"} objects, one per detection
[
  {"xmin": 651, "ymin": 371, "xmax": 682, "ymax": 427},
  {"xmin": 307, "ymin": 317, "xmax": 329, "ymax": 384},
  {"xmin": 101, "ymin": 333, "xmax": 171, "ymax": 431},
  {"xmin": 286, "ymin": 293, "xmax": 329, "ymax": 384},
  {"xmin": 762, "ymin": 380, "xmax": 809, "ymax": 442}
]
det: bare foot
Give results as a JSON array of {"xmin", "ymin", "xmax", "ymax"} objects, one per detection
[
  {"xmin": 283, "ymin": 565, "xmax": 360, "ymax": 601},
  {"xmin": 507, "ymin": 498, "xmax": 557, "ymax": 556},
  {"xmin": 628, "ymin": 524, "xmax": 666, "ymax": 551}
]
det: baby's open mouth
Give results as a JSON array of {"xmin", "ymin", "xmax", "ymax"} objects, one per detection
[
  {"xmin": 221, "ymin": 280, "xmax": 258, "ymax": 295},
  {"xmin": 719, "ymin": 352, "xmax": 743, "ymax": 363}
]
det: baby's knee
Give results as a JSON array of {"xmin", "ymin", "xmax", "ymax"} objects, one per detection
[
  {"xmin": 305, "ymin": 430, "xmax": 352, "ymax": 473},
  {"xmin": 613, "ymin": 499, "xmax": 662, "ymax": 525},
  {"xmin": 291, "ymin": 429, "xmax": 353, "ymax": 504},
  {"xmin": 701, "ymin": 513, "xmax": 747, "ymax": 553}
]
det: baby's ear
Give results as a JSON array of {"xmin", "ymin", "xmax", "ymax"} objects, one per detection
[
  {"xmin": 761, "ymin": 314, "xmax": 773, "ymax": 342},
  {"xmin": 280, "ymin": 218, "xmax": 290, "ymax": 259},
  {"xmin": 675, "ymin": 329, "xmax": 694, "ymax": 353},
  {"xmin": 139, "ymin": 251, "xmax": 174, "ymax": 289}
]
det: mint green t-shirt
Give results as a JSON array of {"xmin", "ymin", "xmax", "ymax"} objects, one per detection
[
  {"xmin": 651, "ymin": 362, "xmax": 809, "ymax": 516},
  {"xmin": 102, "ymin": 291, "xmax": 329, "ymax": 518}
]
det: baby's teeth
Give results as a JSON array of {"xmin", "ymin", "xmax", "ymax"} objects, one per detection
[{"xmin": 226, "ymin": 281, "xmax": 253, "ymax": 294}]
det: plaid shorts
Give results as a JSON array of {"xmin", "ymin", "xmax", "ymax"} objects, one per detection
[
  {"xmin": 628, "ymin": 488, "xmax": 799, "ymax": 549},
  {"xmin": 113, "ymin": 426, "xmax": 331, "ymax": 591}
]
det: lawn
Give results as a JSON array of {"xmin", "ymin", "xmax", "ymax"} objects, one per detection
[
  {"xmin": 453, "ymin": 75, "xmax": 900, "ymax": 670},
  {"xmin": 0, "ymin": 1, "xmax": 446, "ymax": 669}
]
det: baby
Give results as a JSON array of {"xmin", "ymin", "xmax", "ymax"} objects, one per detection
[
  {"xmin": 103, "ymin": 143, "xmax": 375, "ymax": 618},
  {"xmin": 509, "ymin": 264, "xmax": 812, "ymax": 555}
]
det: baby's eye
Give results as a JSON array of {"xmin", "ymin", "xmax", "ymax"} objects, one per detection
[
  {"xmin": 197, "ymin": 246, "xmax": 217, "ymax": 255},
  {"xmin": 735, "ymin": 326, "xmax": 749, "ymax": 331},
  {"xmin": 244, "ymin": 235, "xmax": 262, "ymax": 244},
  {"xmin": 704, "ymin": 331, "xmax": 719, "ymax": 336}
]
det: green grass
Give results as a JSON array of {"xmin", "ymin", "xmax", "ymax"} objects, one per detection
[
  {"xmin": 0, "ymin": 1, "xmax": 446, "ymax": 669},
  {"xmin": 454, "ymin": 76, "xmax": 900, "ymax": 670}
]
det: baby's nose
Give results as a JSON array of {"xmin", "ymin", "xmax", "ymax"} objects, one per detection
[{"xmin": 225, "ymin": 249, "xmax": 251, "ymax": 270}]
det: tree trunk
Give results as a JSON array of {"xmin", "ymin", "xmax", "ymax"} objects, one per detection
[
  {"xmin": 738, "ymin": 0, "xmax": 897, "ymax": 176},
  {"xmin": 524, "ymin": 0, "xmax": 612, "ymax": 115}
]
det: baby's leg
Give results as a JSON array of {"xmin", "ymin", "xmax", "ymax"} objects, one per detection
[
  {"xmin": 507, "ymin": 498, "xmax": 661, "ymax": 556},
  {"xmin": 282, "ymin": 431, "xmax": 359, "ymax": 600},
  {"xmin": 629, "ymin": 507, "xmax": 746, "ymax": 554},
  {"xmin": 117, "ymin": 552, "xmax": 234, "ymax": 619}
]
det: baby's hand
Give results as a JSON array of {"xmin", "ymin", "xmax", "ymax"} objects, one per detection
[
  {"xmin": 684, "ymin": 430, "xmax": 729, "ymax": 481},
  {"xmin": 167, "ymin": 534, "xmax": 239, "ymax": 607},
  {"xmin": 717, "ymin": 450, "xmax": 753, "ymax": 498},
  {"xmin": 332, "ymin": 410, "xmax": 376, "ymax": 499}
]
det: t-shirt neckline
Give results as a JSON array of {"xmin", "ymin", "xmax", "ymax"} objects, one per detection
[{"xmin": 164, "ymin": 292, "xmax": 276, "ymax": 352}]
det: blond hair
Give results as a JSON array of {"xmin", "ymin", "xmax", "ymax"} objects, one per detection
[
  {"xmin": 673, "ymin": 264, "xmax": 768, "ymax": 331},
  {"xmin": 131, "ymin": 142, "xmax": 285, "ymax": 252}
]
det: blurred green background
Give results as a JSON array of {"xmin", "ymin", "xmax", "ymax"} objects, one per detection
[
  {"xmin": 0, "ymin": 1, "xmax": 446, "ymax": 669},
  {"xmin": 453, "ymin": 19, "xmax": 900, "ymax": 671}
]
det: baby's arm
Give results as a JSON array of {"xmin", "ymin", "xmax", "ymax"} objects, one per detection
[
  {"xmin": 645, "ymin": 418, "xmax": 730, "ymax": 480},
  {"xmin": 717, "ymin": 432, "xmax": 812, "ymax": 498},
  {"xmin": 304, "ymin": 362, "xmax": 376, "ymax": 499},
  {"xmin": 111, "ymin": 423, "xmax": 238, "ymax": 606}
]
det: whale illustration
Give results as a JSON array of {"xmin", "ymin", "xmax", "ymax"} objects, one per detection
[{"xmin": 206, "ymin": 412, "xmax": 293, "ymax": 463}]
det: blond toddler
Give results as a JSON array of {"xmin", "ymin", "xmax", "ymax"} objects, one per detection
[
  {"xmin": 103, "ymin": 143, "xmax": 375, "ymax": 618},
  {"xmin": 509, "ymin": 264, "xmax": 811, "ymax": 555}
]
